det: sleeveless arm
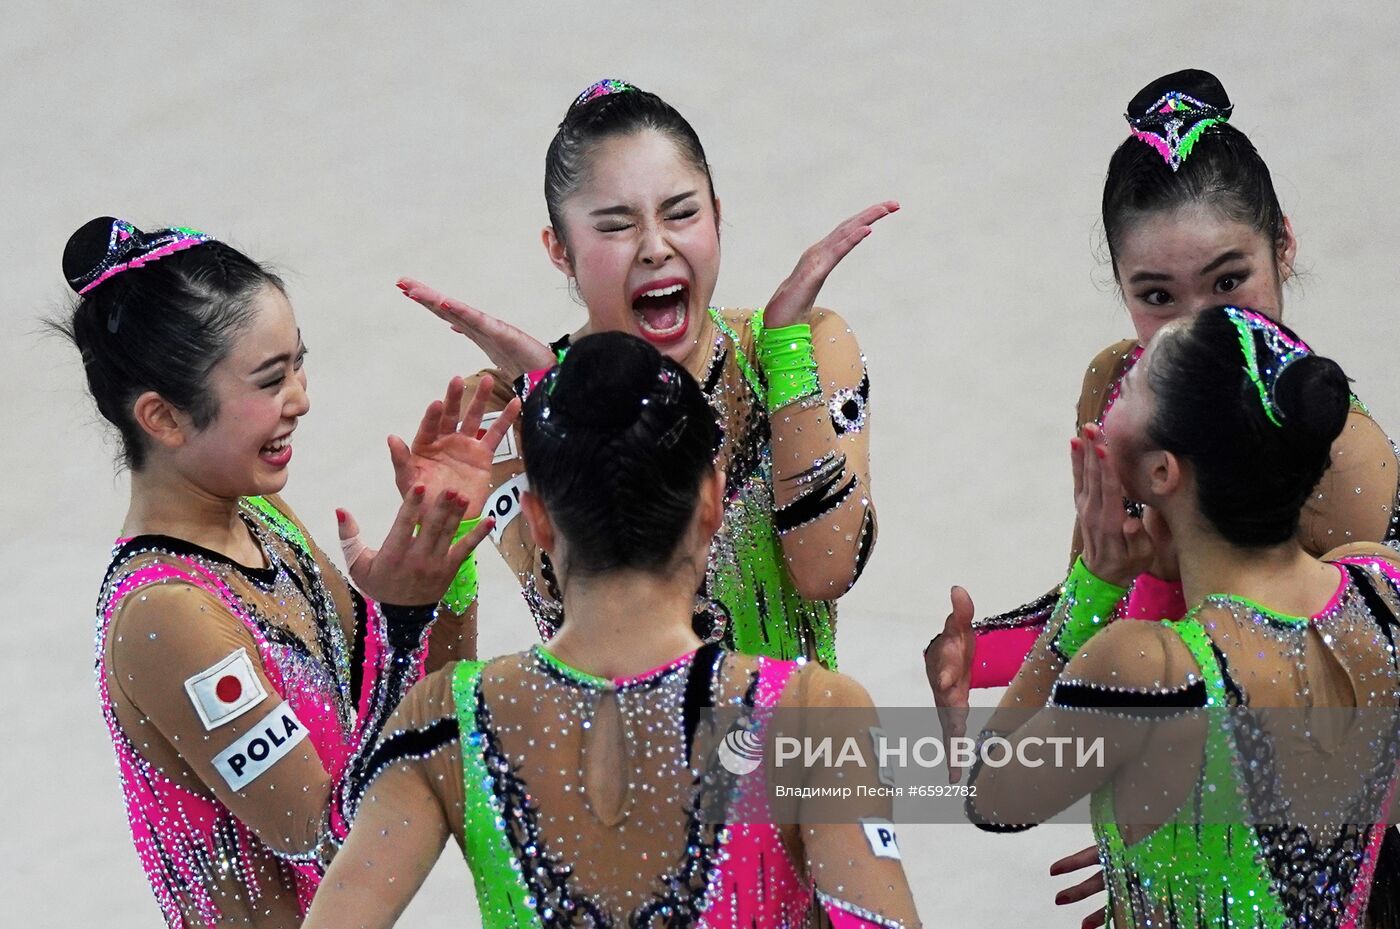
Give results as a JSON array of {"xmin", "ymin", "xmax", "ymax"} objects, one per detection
[
  {"xmin": 303, "ymin": 670, "xmax": 460, "ymax": 929},
  {"xmin": 766, "ymin": 308, "xmax": 879, "ymax": 601}
]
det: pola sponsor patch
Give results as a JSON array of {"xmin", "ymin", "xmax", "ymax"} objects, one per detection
[
  {"xmin": 211, "ymin": 700, "xmax": 309, "ymax": 791},
  {"xmin": 860, "ymin": 818, "xmax": 901, "ymax": 860},
  {"xmin": 184, "ymin": 647, "xmax": 268, "ymax": 730},
  {"xmin": 486, "ymin": 473, "xmax": 529, "ymax": 542}
]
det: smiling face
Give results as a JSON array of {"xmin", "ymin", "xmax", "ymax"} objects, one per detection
[
  {"xmin": 172, "ymin": 286, "xmax": 310, "ymax": 497},
  {"xmin": 1114, "ymin": 204, "xmax": 1294, "ymax": 344},
  {"xmin": 544, "ymin": 130, "xmax": 720, "ymax": 365}
]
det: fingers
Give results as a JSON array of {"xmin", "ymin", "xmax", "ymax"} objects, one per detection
[
  {"xmin": 439, "ymin": 377, "xmax": 466, "ymax": 437},
  {"xmin": 386, "ymin": 484, "xmax": 428, "ymax": 549},
  {"xmin": 1080, "ymin": 428, "xmax": 1103, "ymax": 532},
  {"xmin": 457, "ymin": 374, "xmax": 493, "ymax": 440},
  {"xmin": 948, "ymin": 585, "xmax": 975, "ymax": 635},
  {"xmin": 1055, "ymin": 871, "xmax": 1106, "ymax": 906},
  {"xmin": 411, "ymin": 400, "xmax": 444, "ymax": 450},
  {"xmin": 388, "ymin": 434, "xmax": 413, "ymax": 486},
  {"xmin": 478, "ymin": 396, "xmax": 521, "ymax": 454},
  {"xmin": 1093, "ymin": 430, "xmax": 1125, "ymax": 527},
  {"xmin": 336, "ymin": 508, "xmax": 373, "ymax": 578},
  {"xmin": 1070, "ymin": 435, "xmax": 1086, "ymax": 503},
  {"xmin": 448, "ymin": 515, "xmax": 497, "ymax": 563},
  {"xmin": 847, "ymin": 200, "xmax": 901, "ymax": 230},
  {"xmin": 1082, "ymin": 908, "xmax": 1107, "ymax": 929},
  {"xmin": 397, "ymin": 279, "xmax": 485, "ymax": 335},
  {"xmin": 1050, "ymin": 844, "xmax": 1102, "ymax": 876},
  {"xmin": 418, "ymin": 489, "xmax": 467, "ymax": 554}
]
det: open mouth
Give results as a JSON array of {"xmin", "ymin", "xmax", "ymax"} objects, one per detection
[
  {"xmin": 630, "ymin": 279, "xmax": 690, "ymax": 345},
  {"xmin": 259, "ymin": 432, "xmax": 294, "ymax": 466}
]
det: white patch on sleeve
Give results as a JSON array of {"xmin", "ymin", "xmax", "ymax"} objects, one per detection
[
  {"xmin": 479, "ymin": 411, "xmax": 518, "ymax": 464},
  {"xmin": 211, "ymin": 700, "xmax": 309, "ymax": 791},
  {"xmin": 860, "ymin": 818, "xmax": 901, "ymax": 860},
  {"xmin": 183, "ymin": 647, "xmax": 268, "ymax": 731},
  {"xmin": 486, "ymin": 473, "xmax": 530, "ymax": 542}
]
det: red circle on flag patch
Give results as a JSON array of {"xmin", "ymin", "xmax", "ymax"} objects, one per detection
[{"xmin": 215, "ymin": 675, "xmax": 243, "ymax": 703}]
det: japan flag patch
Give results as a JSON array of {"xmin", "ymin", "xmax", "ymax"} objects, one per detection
[{"xmin": 184, "ymin": 648, "xmax": 268, "ymax": 731}]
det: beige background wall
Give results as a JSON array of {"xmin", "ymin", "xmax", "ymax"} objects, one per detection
[{"xmin": 4, "ymin": 3, "xmax": 1398, "ymax": 925}]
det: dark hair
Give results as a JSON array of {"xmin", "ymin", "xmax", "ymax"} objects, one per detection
[
  {"xmin": 1146, "ymin": 305, "xmax": 1349, "ymax": 546},
  {"xmin": 1103, "ymin": 70, "xmax": 1286, "ymax": 274},
  {"xmin": 55, "ymin": 216, "xmax": 285, "ymax": 470},
  {"xmin": 521, "ymin": 331, "xmax": 721, "ymax": 576},
  {"xmin": 544, "ymin": 82, "xmax": 714, "ymax": 246}
]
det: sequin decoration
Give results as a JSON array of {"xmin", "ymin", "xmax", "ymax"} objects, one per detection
[
  {"xmin": 69, "ymin": 218, "xmax": 212, "ymax": 297},
  {"xmin": 93, "ymin": 496, "xmax": 436, "ymax": 927},
  {"xmin": 1126, "ymin": 91, "xmax": 1234, "ymax": 172},
  {"xmin": 440, "ymin": 649, "xmax": 825, "ymax": 927},
  {"xmin": 572, "ymin": 78, "xmax": 636, "ymax": 109},
  {"xmin": 828, "ymin": 369, "xmax": 870, "ymax": 435},
  {"xmin": 1223, "ymin": 306, "xmax": 1311, "ymax": 427}
]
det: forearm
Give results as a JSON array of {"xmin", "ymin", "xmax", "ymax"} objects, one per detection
[
  {"xmin": 424, "ymin": 517, "xmax": 484, "ymax": 669},
  {"xmin": 336, "ymin": 598, "xmax": 438, "ymax": 840},
  {"xmin": 970, "ymin": 588, "xmax": 1061, "ymax": 689},
  {"xmin": 763, "ymin": 309, "xmax": 876, "ymax": 599},
  {"xmin": 989, "ymin": 560, "xmax": 1127, "ymax": 727}
]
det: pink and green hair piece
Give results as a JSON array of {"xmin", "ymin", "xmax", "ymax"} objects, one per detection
[
  {"xmin": 1223, "ymin": 306, "xmax": 1311, "ymax": 427},
  {"xmin": 573, "ymin": 78, "xmax": 636, "ymax": 109},
  {"xmin": 71, "ymin": 218, "xmax": 212, "ymax": 295},
  {"xmin": 1126, "ymin": 91, "xmax": 1233, "ymax": 172}
]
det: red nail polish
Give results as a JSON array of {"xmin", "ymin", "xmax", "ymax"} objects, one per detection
[
  {"xmin": 335, "ymin": 509, "xmax": 346, "ymax": 524},
  {"xmin": 414, "ymin": 485, "xmax": 426, "ymax": 496},
  {"xmin": 1096, "ymin": 447, "xmax": 1106, "ymax": 459}
]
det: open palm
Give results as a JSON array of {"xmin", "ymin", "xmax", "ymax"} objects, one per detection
[{"xmin": 390, "ymin": 375, "xmax": 521, "ymax": 518}]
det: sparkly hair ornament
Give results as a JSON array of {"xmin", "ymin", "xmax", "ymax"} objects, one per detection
[
  {"xmin": 1126, "ymin": 91, "xmax": 1234, "ymax": 172},
  {"xmin": 532, "ymin": 343, "xmax": 717, "ymax": 452},
  {"xmin": 66, "ymin": 217, "xmax": 212, "ymax": 297},
  {"xmin": 572, "ymin": 78, "xmax": 636, "ymax": 110},
  {"xmin": 1222, "ymin": 306, "xmax": 1311, "ymax": 427}
]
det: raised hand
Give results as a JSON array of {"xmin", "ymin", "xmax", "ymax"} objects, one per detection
[
  {"xmin": 925, "ymin": 586, "xmax": 975, "ymax": 783},
  {"xmin": 388, "ymin": 375, "xmax": 522, "ymax": 516},
  {"xmin": 762, "ymin": 201, "xmax": 899, "ymax": 330},
  {"xmin": 336, "ymin": 487, "xmax": 494, "ymax": 607},
  {"xmin": 1073, "ymin": 423, "xmax": 1156, "ymax": 587},
  {"xmin": 1050, "ymin": 844, "xmax": 1107, "ymax": 929},
  {"xmin": 397, "ymin": 278, "xmax": 554, "ymax": 383}
]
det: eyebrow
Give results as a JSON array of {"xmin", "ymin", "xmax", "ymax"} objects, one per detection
[
  {"xmin": 1199, "ymin": 250, "xmax": 1247, "ymax": 275},
  {"xmin": 1128, "ymin": 248, "xmax": 1250, "ymax": 285},
  {"xmin": 589, "ymin": 190, "xmax": 698, "ymax": 217},
  {"xmin": 249, "ymin": 331, "xmax": 303, "ymax": 376}
]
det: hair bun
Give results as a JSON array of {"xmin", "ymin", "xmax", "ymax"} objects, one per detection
[
  {"xmin": 1127, "ymin": 69, "xmax": 1231, "ymax": 119},
  {"xmin": 64, "ymin": 217, "xmax": 131, "ymax": 293},
  {"xmin": 1273, "ymin": 354, "xmax": 1350, "ymax": 452},
  {"xmin": 551, "ymin": 331, "xmax": 664, "ymax": 430}
]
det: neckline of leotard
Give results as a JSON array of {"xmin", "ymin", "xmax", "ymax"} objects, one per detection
[
  {"xmin": 532, "ymin": 644, "xmax": 701, "ymax": 692},
  {"xmin": 113, "ymin": 516, "xmax": 278, "ymax": 586},
  {"xmin": 1194, "ymin": 562, "xmax": 1349, "ymax": 625}
]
